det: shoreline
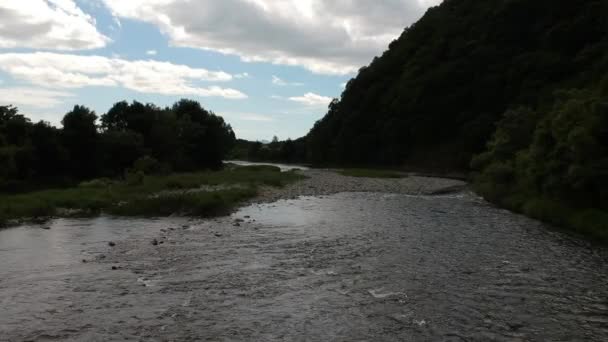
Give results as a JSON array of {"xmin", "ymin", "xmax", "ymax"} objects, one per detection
[
  {"xmin": 247, "ymin": 169, "xmax": 468, "ymax": 205},
  {"xmin": 0, "ymin": 169, "xmax": 468, "ymax": 230}
]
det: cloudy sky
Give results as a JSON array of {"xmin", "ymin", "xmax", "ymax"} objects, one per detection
[{"xmin": 0, "ymin": 0, "xmax": 441, "ymax": 140}]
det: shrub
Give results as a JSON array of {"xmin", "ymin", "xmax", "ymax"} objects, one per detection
[
  {"xmin": 125, "ymin": 169, "xmax": 145, "ymax": 186},
  {"xmin": 79, "ymin": 178, "xmax": 114, "ymax": 188},
  {"xmin": 133, "ymin": 156, "xmax": 162, "ymax": 175}
]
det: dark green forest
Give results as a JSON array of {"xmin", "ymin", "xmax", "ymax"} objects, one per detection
[
  {"xmin": 235, "ymin": 0, "xmax": 608, "ymax": 238},
  {"xmin": 306, "ymin": 0, "xmax": 608, "ymax": 169},
  {"xmin": 229, "ymin": 137, "xmax": 307, "ymax": 164},
  {"xmin": 0, "ymin": 100, "xmax": 235, "ymax": 192}
]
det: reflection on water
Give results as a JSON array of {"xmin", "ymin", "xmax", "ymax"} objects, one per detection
[
  {"xmin": 0, "ymin": 192, "xmax": 607, "ymax": 341},
  {"xmin": 0, "ymin": 217, "xmax": 189, "ymax": 274},
  {"xmin": 225, "ymin": 159, "xmax": 310, "ymax": 171}
]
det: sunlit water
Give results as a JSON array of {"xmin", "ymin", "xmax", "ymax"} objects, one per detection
[
  {"xmin": 225, "ymin": 160, "xmax": 310, "ymax": 171},
  {"xmin": 1, "ymin": 192, "xmax": 607, "ymax": 341}
]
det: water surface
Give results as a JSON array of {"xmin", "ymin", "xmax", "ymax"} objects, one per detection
[
  {"xmin": 1, "ymin": 192, "xmax": 607, "ymax": 341},
  {"xmin": 225, "ymin": 160, "xmax": 310, "ymax": 171}
]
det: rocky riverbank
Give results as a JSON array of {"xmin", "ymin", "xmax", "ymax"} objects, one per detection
[{"xmin": 249, "ymin": 169, "xmax": 468, "ymax": 204}]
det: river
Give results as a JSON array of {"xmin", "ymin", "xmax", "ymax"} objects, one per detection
[
  {"xmin": 0, "ymin": 169, "xmax": 607, "ymax": 341},
  {"xmin": 225, "ymin": 160, "xmax": 310, "ymax": 171}
]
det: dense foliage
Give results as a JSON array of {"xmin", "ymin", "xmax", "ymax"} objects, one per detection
[
  {"xmin": 306, "ymin": 0, "xmax": 608, "ymax": 170},
  {"xmin": 472, "ymin": 84, "xmax": 608, "ymax": 239},
  {"xmin": 0, "ymin": 100, "xmax": 235, "ymax": 192}
]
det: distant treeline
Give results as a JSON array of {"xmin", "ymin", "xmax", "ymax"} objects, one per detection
[
  {"xmin": 229, "ymin": 137, "xmax": 306, "ymax": 164},
  {"xmin": 234, "ymin": 0, "xmax": 608, "ymax": 238},
  {"xmin": 0, "ymin": 100, "xmax": 235, "ymax": 192}
]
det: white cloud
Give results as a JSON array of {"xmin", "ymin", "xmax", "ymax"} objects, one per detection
[
  {"xmin": 0, "ymin": 52, "xmax": 247, "ymax": 99},
  {"xmin": 0, "ymin": 87, "xmax": 74, "ymax": 108},
  {"xmin": 234, "ymin": 72, "xmax": 250, "ymax": 79},
  {"xmin": 289, "ymin": 92, "xmax": 333, "ymax": 107},
  {"xmin": 146, "ymin": 49, "xmax": 158, "ymax": 55},
  {"xmin": 0, "ymin": 0, "xmax": 109, "ymax": 50},
  {"xmin": 112, "ymin": 15, "xmax": 122, "ymax": 28},
  {"xmin": 272, "ymin": 75, "xmax": 303, "ymax": 87},
  {"xmin": 101, "ymin": 0, "xmax": 440, "ymax": 75}
]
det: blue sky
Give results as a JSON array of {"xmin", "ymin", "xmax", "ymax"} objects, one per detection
[{"xmin": 0, "ymin": 0, "xmax": 440, "ymax": 140}]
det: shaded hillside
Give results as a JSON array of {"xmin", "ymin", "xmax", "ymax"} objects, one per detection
[{"xmin": 306, "ymin": 0, "xmax": 608, "ymax": 170}]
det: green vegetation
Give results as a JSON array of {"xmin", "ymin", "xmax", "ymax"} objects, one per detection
[
  {"xmin": 338, "ymin": 168, "xmax": 406, "ymax": 179},
  {"xmin": 229, "ymin": 137, "xmax": 307, "ymax": 164},
  {"xmin": 471, "ymin": 87, "xmax": 608, "ymax": 241},
  {"xmin": 305, "ymin": 0, "xmax": 608, "ymax": 170},
  {"xmin": 0, "ymin": 99, "xmax": 235, "ymax": 192},
  {"xmin": 0, "ymin": 165, "xmax": 304, "ymax": 226}
]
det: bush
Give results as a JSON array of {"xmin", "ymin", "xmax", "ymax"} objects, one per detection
[
  {"xmin": 133, "ymin": 156, "xmax": 162, "ymax": 175},
  {"xmin": 79, "ymin": 178, "xmax": 114, "ymax": 188},
  {"xmin": 569, "ymin": 209, "xmax": 608, "ymax": 240},
  {"xmin": 125, "ymin": 170, "xmax": 145, "ymax": 186}
]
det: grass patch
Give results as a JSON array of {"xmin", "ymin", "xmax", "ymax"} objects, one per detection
[
  {"xmin": 338, "ymin": 168, "xmax": 406, "ymax": 178},
  {"xmin": 0, "ymin": 165, "xmax": 304, "ymax": 225},
  {"xmin": 109, "ymin": 187, "xmax": 258, "ymax": 217}
]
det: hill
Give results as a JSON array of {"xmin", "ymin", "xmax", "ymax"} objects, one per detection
[{"xmin": 306, "ymin": 0, "xmax": 608, "ymax": 170}]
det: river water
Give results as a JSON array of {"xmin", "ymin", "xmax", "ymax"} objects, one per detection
[
  {"xmin": 1, "ymin": 191, "xmax": 607, "ymax": 341},
  {"xmin": 225, "ymin": 160, "xmax": 310, "ymax": 171}
]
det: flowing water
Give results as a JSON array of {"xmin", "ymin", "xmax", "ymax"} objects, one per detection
[
  {"xmin": 1, "ymin": 191, "xmax": 607, "ymax": 341},
  {"xmin": 225, "ymin": 160, "xmax": 310, "ymax": 171}
]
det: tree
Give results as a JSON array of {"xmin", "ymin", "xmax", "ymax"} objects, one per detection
[{"xmin": 62, "ymin": 105, "xmax": 99, "ymax": 178}]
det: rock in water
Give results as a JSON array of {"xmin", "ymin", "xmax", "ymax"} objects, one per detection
[
  {"xmin": 108, "ymin": 241, "xmax": 116, "ymax": 247},
  {"xmin": 152, "ymin": 239, "xmax": 159, "ymax": 246}
]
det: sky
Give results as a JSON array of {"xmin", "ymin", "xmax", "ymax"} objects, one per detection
[{"xmin": 0, "ymin": 0, "xmax": 442, "ymax": 141}]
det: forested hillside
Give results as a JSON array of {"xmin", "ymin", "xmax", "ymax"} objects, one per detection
[{"xmin": 306, "ymin": 0, "xmax": 608, "ymax": 170}]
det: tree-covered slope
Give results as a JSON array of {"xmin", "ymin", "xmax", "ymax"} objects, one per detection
[{"xmin": 306, "ymin": 0, "xmax": 608, "ymax": 170}]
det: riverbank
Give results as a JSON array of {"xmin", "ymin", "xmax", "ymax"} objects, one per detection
[
  {"xmin": 0, "ymin": 165, "xmax": 304, "ymax": 228},
  {"xmin": 248, "ymin": 169, "xmax": 468, "ymax": 204},
  {"xmin": 473, "ymin": 181, "xmax": 608, "ymax": 243}
]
